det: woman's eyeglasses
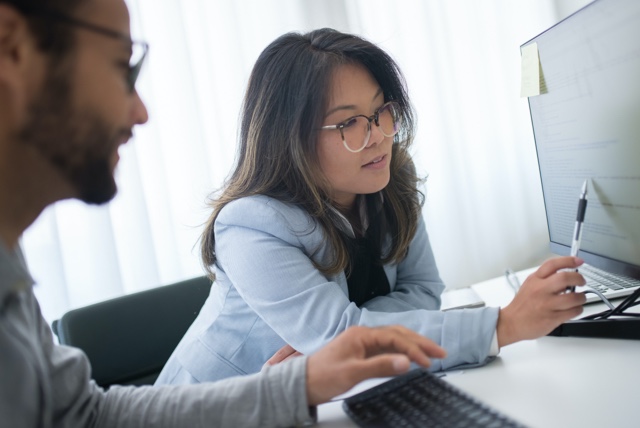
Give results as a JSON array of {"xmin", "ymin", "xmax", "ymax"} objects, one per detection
[{"xmin": 321, "ymin": 101, "xmax": 401, "ymax": 153}]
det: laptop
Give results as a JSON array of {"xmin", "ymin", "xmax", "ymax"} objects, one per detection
[{"xmin": 523, "ymin": 0, "xmax": 640, "ymax": 305}]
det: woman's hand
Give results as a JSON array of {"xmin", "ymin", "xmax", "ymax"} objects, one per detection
[
  {"xmin": 263, "ymin": 344, "xmax": 304, "ymax": 367},
  {"xmin": 497, "ymin": 256, "xmax": 587, "ymax": 347}
]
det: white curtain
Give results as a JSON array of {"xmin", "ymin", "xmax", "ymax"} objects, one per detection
[{"xmin": 24, "ymin": 0, "xmax": 568, "ymax": 324}]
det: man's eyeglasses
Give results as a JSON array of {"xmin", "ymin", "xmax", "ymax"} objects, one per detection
[
  {"xmin": 24, "ymin": 9, "xmax": 148, "ymax": 92},
  {"xmin": 321, "ymin": 101, "xmax": 401, "ymax": 153}
]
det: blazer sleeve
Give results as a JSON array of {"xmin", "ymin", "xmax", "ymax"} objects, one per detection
[{"xmin": 215, "ymin": 197, "xmax": 499, "ymax": 371}]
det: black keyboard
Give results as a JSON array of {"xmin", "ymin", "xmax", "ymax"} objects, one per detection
[{"xmin": 343, "ymin": 369, "xmax": 525, "ymax": 428}]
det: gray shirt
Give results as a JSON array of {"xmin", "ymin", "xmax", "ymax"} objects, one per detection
[{"xmin": 0, "ymin": 242, "xmax": 315, "ymax": 427}]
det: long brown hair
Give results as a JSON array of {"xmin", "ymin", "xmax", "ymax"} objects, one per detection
[{"xmin": 201, "ymin": 28, "xmax": 423, "ymax": 278}]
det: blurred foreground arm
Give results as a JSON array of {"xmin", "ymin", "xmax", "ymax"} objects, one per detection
[
  {"xmin": 3, "ymin": 283, "xmax": 444, "ymax": 428},
  {"xmin": 98, "ymin": 325, "xmax": 444, "ymax": 427}
]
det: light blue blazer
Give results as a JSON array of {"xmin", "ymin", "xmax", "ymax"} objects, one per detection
[{"xmin": 156, "ymin": 195, "xmax": 499, "ymax": 385}]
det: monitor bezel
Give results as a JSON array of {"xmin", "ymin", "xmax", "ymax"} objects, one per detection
[{"xmin": 524, "ymin": 0, "xmax": 640, "ymax": 281}]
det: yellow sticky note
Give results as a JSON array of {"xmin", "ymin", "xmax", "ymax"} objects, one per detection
[{"xmin": 520, "ymin": 42, "xmax": 540, "ymax": 97}]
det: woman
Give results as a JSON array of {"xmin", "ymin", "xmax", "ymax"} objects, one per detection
[{"xmin": 156, "ymin": 28, "xmax": 585, "ymax": 385}]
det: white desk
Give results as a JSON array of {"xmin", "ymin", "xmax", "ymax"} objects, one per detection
[{"xmin": 317, "ymin": 269, "xmax": 640, "ymax": 428}]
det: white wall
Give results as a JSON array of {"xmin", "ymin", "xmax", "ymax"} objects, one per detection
[{"xmin": 554, "ymin": 0, "xmax": 594, "ymax": 20}]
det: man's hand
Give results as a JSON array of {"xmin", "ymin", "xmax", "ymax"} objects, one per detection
[
  {"xmin": 305, "ymin": 325, "xmax": 446, "ymax": 405},
  {"xmin": 497, "ymin": 256, "xmax": 587, "ymax": 348}
]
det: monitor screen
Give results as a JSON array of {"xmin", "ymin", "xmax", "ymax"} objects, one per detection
[{"xmin": 524, "ymin": 0, "xmax": 640, "ymax": 279}]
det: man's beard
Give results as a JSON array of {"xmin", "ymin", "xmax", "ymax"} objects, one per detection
[{"xmin": 17, "ymin": 65, "xmax": 122, "ymax": 205}]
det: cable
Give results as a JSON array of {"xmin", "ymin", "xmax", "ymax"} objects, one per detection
[
  {"xmin": 581, "ymin": 286, "xmax": 640, "ymax": 320},
  {"xmin": 583, "ymin": 289, "xmax": 615, "ymax": 310}
]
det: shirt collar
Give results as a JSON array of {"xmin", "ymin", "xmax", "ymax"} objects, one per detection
[{"xmin": 328, "ymin": 192, "xmax": 384, "ymax": 238}]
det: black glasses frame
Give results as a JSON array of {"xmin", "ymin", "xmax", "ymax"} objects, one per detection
[{"xmin": 22, "ymin": 8, "xmax": 148, "ymax": 92}]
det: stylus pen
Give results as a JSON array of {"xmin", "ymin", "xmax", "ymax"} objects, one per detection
[{"xmin": 568, "ymin": 179, "xmax": 589, "ymax": 292}]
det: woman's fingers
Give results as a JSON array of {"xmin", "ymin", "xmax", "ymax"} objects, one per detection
[{"xmin": 534, "ymin": 256, "xmax": 583, "ymax": 279}]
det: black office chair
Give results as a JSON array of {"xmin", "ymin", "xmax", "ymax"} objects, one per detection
[{"xmin": 51, "ymin": 276, "xmax": 212, "ymax": 388}]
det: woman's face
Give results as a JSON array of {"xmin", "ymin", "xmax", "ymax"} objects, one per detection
[{"xmin": 317, "ymin": 63, "xmax": 393, "ymax": 209}]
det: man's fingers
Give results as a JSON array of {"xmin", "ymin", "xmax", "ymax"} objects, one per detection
[
  {"xmin": 306, "ymin": 326, "xmax": 446, "ymax": 406},
  {"xmin": 366, "ymin": 326, "xmax": 447, "ymax": 365},
  {"xmin": 410, "ymin": 339, "xmax": 447, "ymax": 365},
  {"xmin": 347, "ymin": 354, "xmax": 413, "ymax": 383},
  {"xmin": 535, "ymin": 256, "xmax": 583, "ymax": 279}
]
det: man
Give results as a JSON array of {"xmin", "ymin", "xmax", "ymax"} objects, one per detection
[{"xmin": 0, "ymin": 0, "xmax": 447, "ymax": 426}]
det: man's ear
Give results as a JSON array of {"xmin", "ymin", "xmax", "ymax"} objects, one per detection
[{"xmin": 0, "ymin": 4, "xmax": 36, "ymax": 88}]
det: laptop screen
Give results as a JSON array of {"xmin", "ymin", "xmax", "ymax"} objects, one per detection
[{"xmin": 524, "ymin": 0, "xmax": 640, "ymax": 279}]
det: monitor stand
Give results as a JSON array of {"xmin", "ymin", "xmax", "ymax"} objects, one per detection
[{"xmin": 549, "ymin": 318, "xmax": 640, "ymax": 340}]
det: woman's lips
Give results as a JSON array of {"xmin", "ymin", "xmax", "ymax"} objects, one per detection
[{"xmin": 362, "ymin": 154, "xmax": 388, "ymax": 169}]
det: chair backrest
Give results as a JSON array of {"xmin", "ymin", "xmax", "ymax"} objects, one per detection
[{"xmin": 52, "ymin": 276, "xmax": 212, "ymax": 388}]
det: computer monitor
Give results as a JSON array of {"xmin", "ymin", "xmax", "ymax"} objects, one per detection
[{"xmin": 524, "ymin": 0, "xmax": 640, "ymax": 280}]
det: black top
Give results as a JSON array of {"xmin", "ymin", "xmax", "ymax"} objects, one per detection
[
  {"xmin": 346, "ymin": 236, "xmax": 391, "ymax": 306},
  {"xmin": 345, "ymin": 195, "xmax": 391, "ymax": 306}
]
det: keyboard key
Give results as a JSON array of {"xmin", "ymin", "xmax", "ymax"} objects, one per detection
[{"xmin": 579, "ymin": 264, "xmax": 640, "ymax": 302}]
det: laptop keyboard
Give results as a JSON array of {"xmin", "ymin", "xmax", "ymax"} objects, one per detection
[
  {"xmin": 578, "ymin": 263, "xmax": 640, "ymax": 303},
  {"xmin": 343, "ymin": 368, "xmax": 524, "ymax": 427}
]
